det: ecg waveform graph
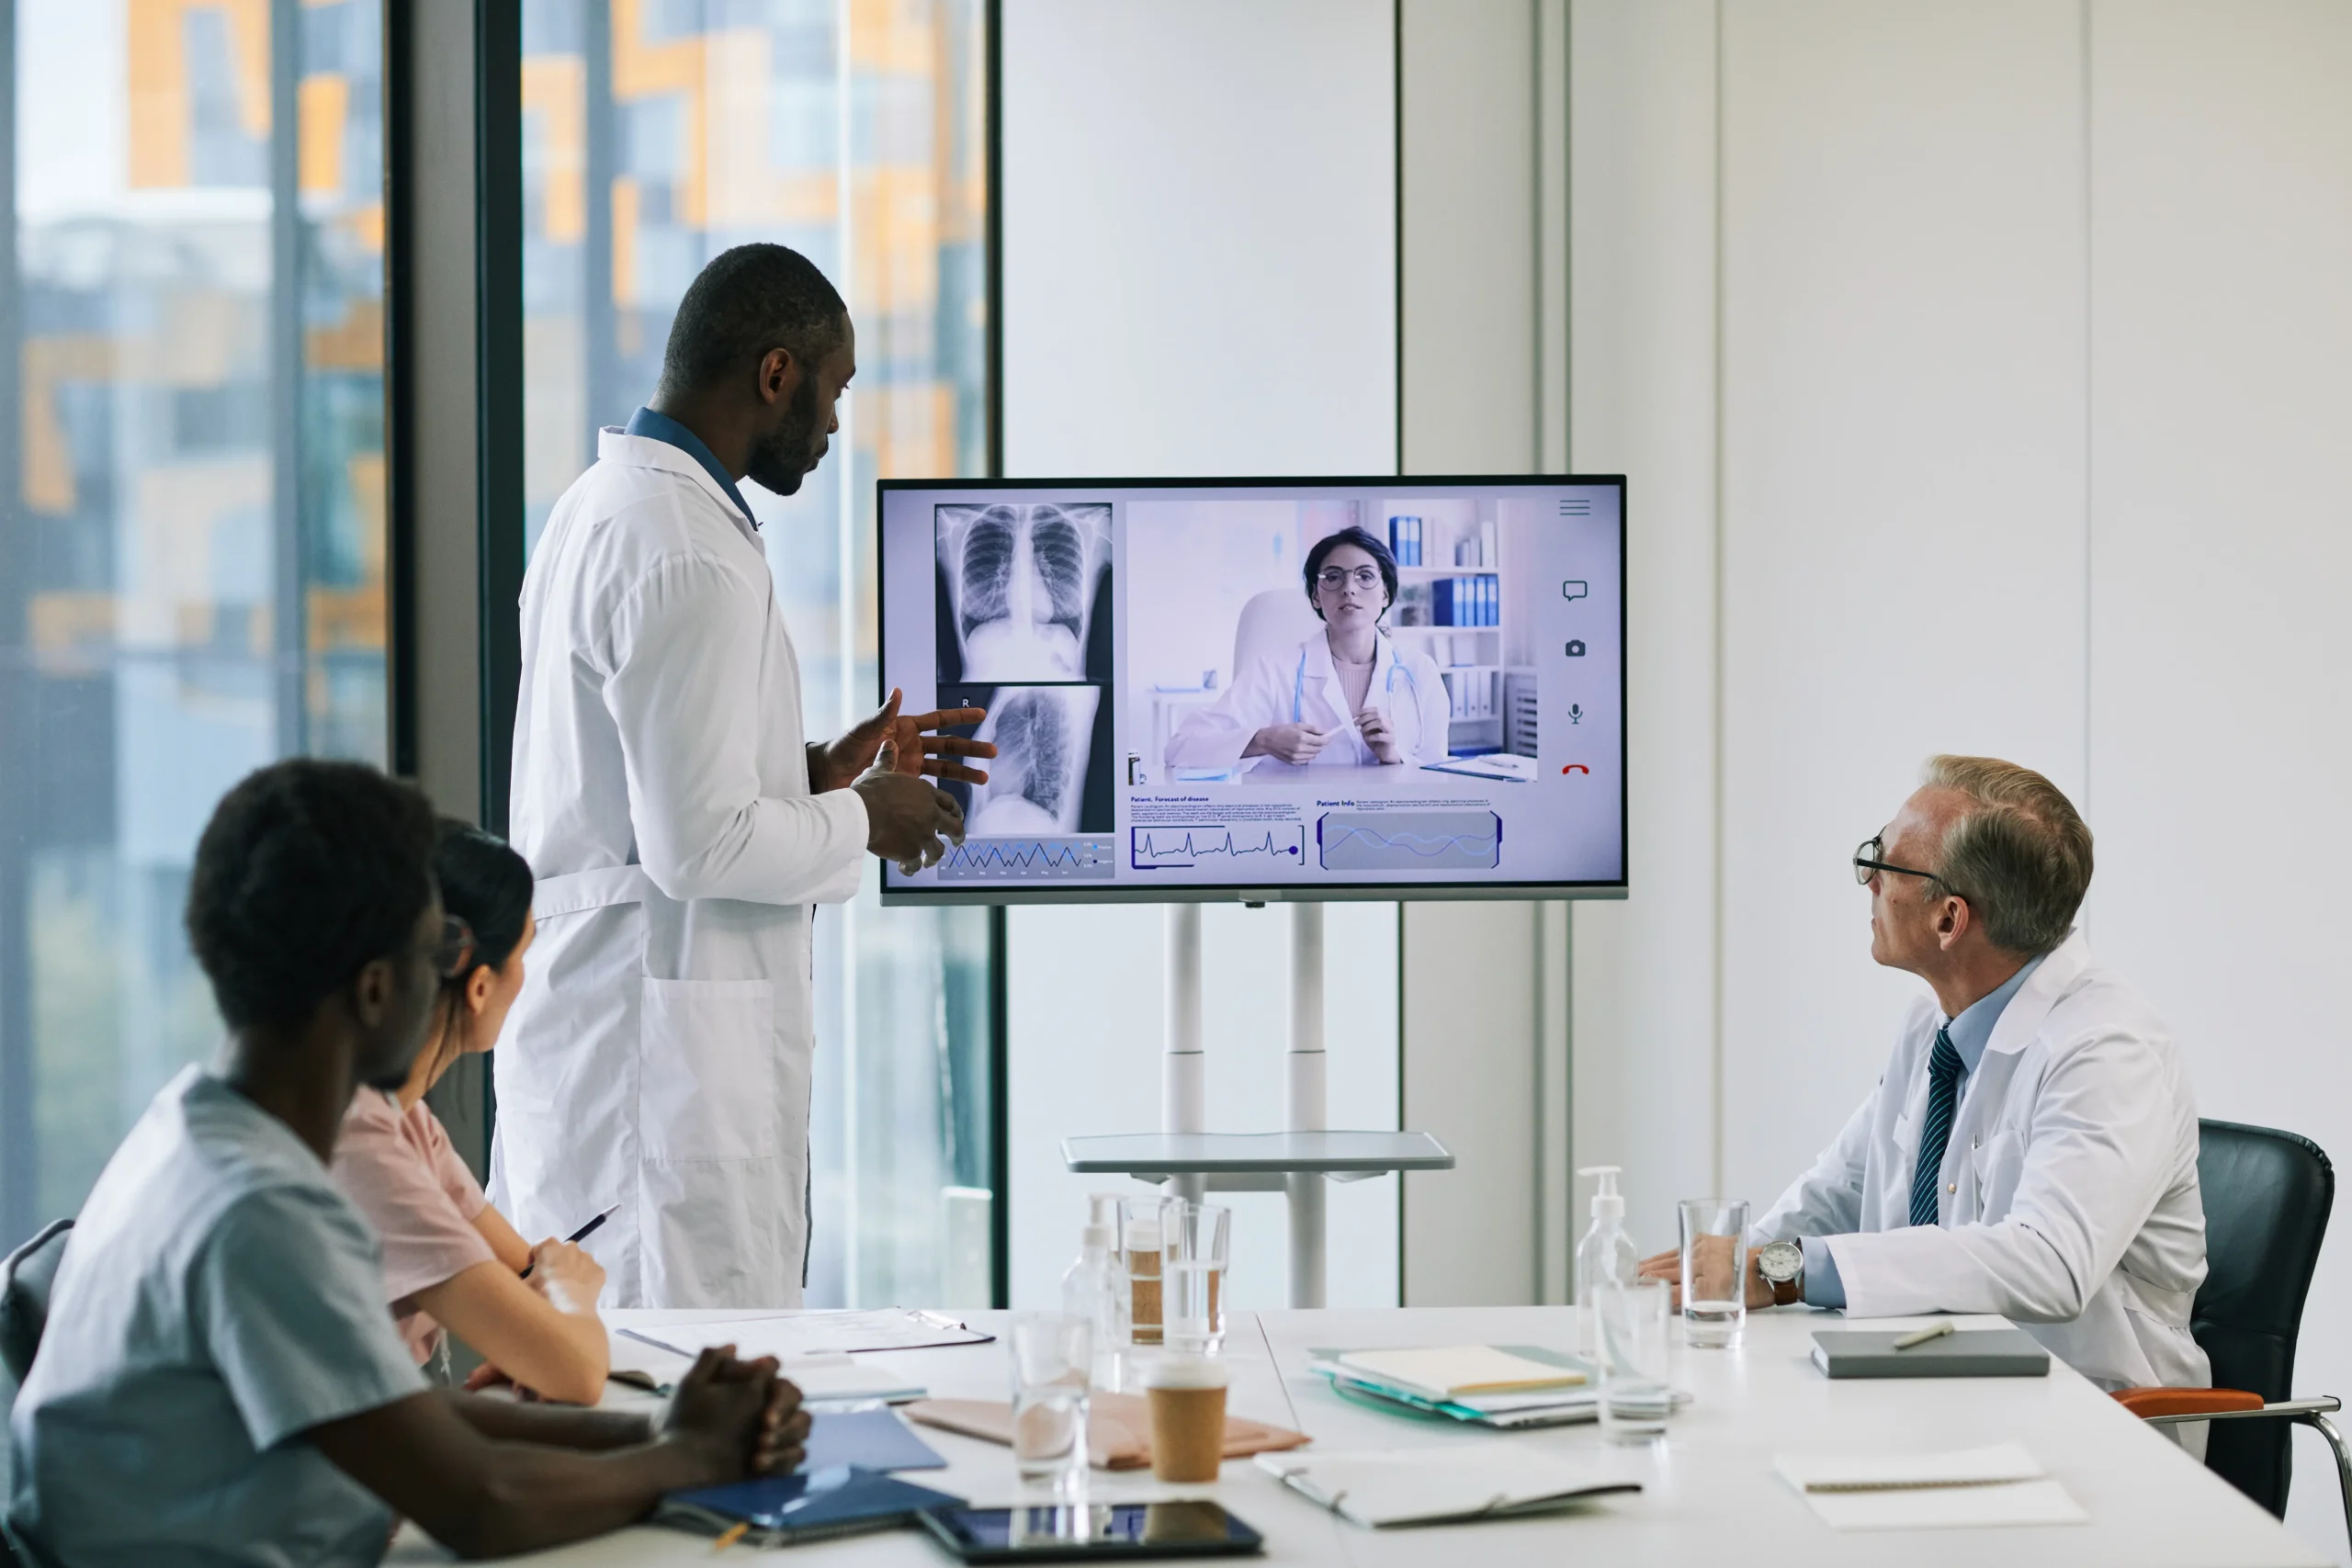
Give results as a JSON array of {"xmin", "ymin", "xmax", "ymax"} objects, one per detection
[
  {"xmin": 1317, "ymin": 810, "xmax": 1501, "ymax": 873},
  {"xmin": 936, "ymin": 836, "xmax": 1117, "ymax": 881},
  {"xmin": 1129, "ymin": 825, "xmax": 1306, "ymax": 871}
]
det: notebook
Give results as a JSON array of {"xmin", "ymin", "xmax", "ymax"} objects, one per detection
[
  {"xmin": 1774, "ymin": 1443, "xmax": 2086, "ymax": 1530},
  {"xmin": 1333, "ymin": 1346, "xmax": 1588, "ymax": 1400},
  {"xmin": 1809, "ymin": 1327, "xmax": 2051, "ymax": 1379},
  {"xmin": 1255, "ymin": 1448, "xmax": 1639, "ymax": 1529},
  {"xmin": 656, "ymin": 1466, "xmax": 965, "ymax": 1547},
  {"xmin": 905, "ymin": 1393, "xmax": 1309, "ymax": 1472}
]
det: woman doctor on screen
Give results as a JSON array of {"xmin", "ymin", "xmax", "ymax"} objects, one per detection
[{"xmin": 1167, "ymin": 526, "xmax": 1450, "ymax": 776}]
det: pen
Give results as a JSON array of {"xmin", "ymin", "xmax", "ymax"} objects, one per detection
[
  {"xmin": 1891, "ymin": 1321, "xmax": 1956, "ymax": 1351},
  {"xmin": 520, "ymin": 1203, "xmax": 620, "ymax": 1279}
]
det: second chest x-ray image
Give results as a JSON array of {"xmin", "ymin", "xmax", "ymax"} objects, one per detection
[
  {"xmin": 938, "ymin": 683, "xmax": 1115, "ymax": 835},
  {"xmin": 935, "ymin": 502, "xmax": 1113, "ymax": 682}
]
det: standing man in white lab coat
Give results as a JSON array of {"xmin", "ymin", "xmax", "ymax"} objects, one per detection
[
  {"xmin": 1640, "ymin": 755, "xmax": 2208, "ymax": 1393},
  {"xmin": 493, "ymin": 243, "xmax": 992, "ymax": 1308}
]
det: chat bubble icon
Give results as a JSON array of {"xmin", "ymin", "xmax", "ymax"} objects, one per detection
[{"xmin": 1562, "ymin": 580, "xmax": 1589, "ymax": 602}]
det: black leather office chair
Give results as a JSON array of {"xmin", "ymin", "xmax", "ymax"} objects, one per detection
[
  {"xmin": 0, "ymin": 1218, "xmax": 74, "ymax": 1568},
  {"xmin": 2115, "ymin": 1121, "xmax": 2346, "ymax": 1548}
]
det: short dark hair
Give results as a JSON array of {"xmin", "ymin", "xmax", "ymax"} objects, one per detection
[
  {"xmin": 186, "ymin": 760, "xmax": 439, "ymax": 1032},
  {"xmin": 432, "ymin": 819, "xmax": 534, "ymax": 983},
  {"xmin": 656, "ymin": 243, "xmax": 847, "ymax": 399},
  {"xmin": 1302, "ymin": 525, "xmax": 1399, "ymax": 620}
]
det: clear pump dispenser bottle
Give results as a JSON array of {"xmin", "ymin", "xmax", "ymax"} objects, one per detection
[{"xmin": 1574, "ymin": 1165, "xmax": 1638, "ymax": 1357}]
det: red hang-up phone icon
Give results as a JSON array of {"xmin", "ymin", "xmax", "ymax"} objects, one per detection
[{"xmin": 1562, "ymin": 764, "xmax": 1590, "ymax": 775}]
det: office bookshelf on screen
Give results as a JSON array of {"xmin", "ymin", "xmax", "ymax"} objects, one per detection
[{"xmin": 876, "ymin": 475, "xmax": 1629, "ymax": 1305}]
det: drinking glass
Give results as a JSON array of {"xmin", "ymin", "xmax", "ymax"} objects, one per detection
[
  {"xmin": 1119, "ymin": 1195, "xmax": 1174, "ymax": 1348},
  {"xmin": 1163, "ymin": 1201, "xmax": 1231, "ymax": 1355},
  {"xmin": 1008, "ymin": 1312, "xmax": 1092, "ymax": 1492},
  {"xmin": 1594, "ymin": 1279, "xmax": 1674, "ymax": 1444},
  {"xmin": 1679, "ymin": 1198, "xmax": 1749, "ymax": 1348}
]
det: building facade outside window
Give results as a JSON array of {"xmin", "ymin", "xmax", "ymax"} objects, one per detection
[
  {"xmin": 0, "ymin": 0, "xmax": 389, "ymax": 1247},
  {"xmin": 518, "ymin": 0, "xmax": 995, "ymax": 1308}
]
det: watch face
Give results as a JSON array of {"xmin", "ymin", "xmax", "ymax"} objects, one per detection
[{"xmin": 1758, "ymin": 1241, "xmax": 1803, "ymax": 1282}]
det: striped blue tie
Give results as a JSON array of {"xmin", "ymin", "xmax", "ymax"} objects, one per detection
[{"xmin": 1907, "ymin": 1025, "xmax": 1965, "ymax": 1228}]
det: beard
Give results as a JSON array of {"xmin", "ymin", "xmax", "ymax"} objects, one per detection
[{"xmin": 745, "ymin": 372, "xmax": 826, "ymax": 496}]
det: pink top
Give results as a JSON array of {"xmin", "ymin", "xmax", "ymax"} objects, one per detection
[{"xmin": 332, "ymin": 1089, "xmax": 500, "ymax": 1364}]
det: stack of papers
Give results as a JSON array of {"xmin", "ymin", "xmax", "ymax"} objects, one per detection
[
  {"xmin": 1309, "ymin": 1345, "xmax": 1605, "ymax": 1429},
  {"xmin": 1775, "ymin": 1443, "xmax": 2086, "ymax": 1530},
  {"xmin": 1256, "ymin": 1448, "xmax": 1638, "ymax": 1529}
]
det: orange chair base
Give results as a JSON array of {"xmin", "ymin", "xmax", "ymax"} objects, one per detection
[{"xmin": 2113, "ymin": 1387, "xmax": 2266, "ymax": 1419}]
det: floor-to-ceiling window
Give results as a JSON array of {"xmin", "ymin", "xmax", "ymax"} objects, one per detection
[
  {"xmin": 517, "ymin": 0, "xmax": 995, "ymax": 1307},
  {"xmin": 0, "ymin": 0, "xmax": 388, "ymax": 1248}
]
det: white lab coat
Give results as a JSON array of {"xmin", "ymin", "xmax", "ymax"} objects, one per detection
[
  {"xmin": 1751, "ymin": 930, "xmax": 2207, "ymax": 1392},
  {"xmin": 1165, "ymin": 631, "xmax": 1451, "ymax": 775},
  {"xmin": 490, "ymin": 430, "xmax": 867, "ymax": 1309}
]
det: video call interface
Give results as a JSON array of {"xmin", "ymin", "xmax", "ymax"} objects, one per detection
[{"xmin": 876, "ymin": 479, "xmax": 1626, "ymax": 899}]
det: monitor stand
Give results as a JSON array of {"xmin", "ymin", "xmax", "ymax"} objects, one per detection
[{"xmin": 1060, "ymin": 903, "xmax": 1455, "ymax": 1308}]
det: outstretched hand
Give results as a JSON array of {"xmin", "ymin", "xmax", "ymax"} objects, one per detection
[{"xmin": 811, "ymin": 688, "xmax": 996, "ymax": 791}]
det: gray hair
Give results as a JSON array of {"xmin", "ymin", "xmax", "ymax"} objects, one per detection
[{"xmin": 1917, "ymin": 755, "xmax": 2093, "ymax": 956}]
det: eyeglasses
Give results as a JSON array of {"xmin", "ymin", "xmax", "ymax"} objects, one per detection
[
  {"xmin": 1315, "ymin": 566, "xmax": 1383, "ymax": 592},
  {"xmin": 1852, "ymin": 836, "xmax": 1944, "ymax": 888},
  {"xmin": 433, "ymin": 915, "xmax": 478, "ymax": 980}
]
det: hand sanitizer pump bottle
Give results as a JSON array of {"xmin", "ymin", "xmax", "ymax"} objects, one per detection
[
  {"xmin": 1574, "ymin": 1166, "xmax": 1636, "ymax": 1357},
  {"xmin": 1062, "ymin": 1194, "xmax": 1130, "ymax": 1391}
]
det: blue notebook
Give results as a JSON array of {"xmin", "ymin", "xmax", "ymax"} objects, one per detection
[
  {"xmin": 658, "ymin": 1466, "xmax": 963, "ymax": 1547},
  {"xmin": 804, "ymin": 1406, "xmax": 947, "ymax": 1472}
]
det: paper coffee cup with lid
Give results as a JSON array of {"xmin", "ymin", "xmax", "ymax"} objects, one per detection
[{"xmin": 1144, "ymin": 1353, "xmax": 1228, "ymax": 1483}]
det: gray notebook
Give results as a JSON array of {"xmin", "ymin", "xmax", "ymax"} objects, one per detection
[{"xmin": 1810, "ymin": 1327, "xmax": 2050, "ymax": 1379}]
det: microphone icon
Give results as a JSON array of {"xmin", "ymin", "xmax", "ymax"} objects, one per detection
[{"xmin": 1569, "ymin": 704, "xmax": 1583, "ymax": 726}]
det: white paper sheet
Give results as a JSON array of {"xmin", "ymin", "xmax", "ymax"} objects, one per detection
[
  {"xmin": 1775, "ymin": 1443, "xmax": 2086, "ymax": 1531},
  {"xmin": 622, "ymin": 1308, "xmax": 990, "ymax": 1360}
]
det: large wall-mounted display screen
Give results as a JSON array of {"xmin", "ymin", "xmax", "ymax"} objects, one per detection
[{"xmin": 877, "ymin": 477, "xmax": 1626, "ymax": 903}]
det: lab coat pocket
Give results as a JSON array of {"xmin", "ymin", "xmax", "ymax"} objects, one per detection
[
  {"xmin": 639, "ymin": 977, "xmax": 779, "ymax": 1162},
  {"xmin": 1969, "ymin": 1129, "xmax": 2022, "ymax": 1223}
]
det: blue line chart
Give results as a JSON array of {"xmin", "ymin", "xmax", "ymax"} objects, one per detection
[
  {"xmin": 936, "ymin": 837, "xmax": 1117, "ymax": 880},
  {"xmin": 1130, "ymin": 825, "xmax": 1306, "ymax": 871},
  {"xmin": 1317, "ymin": 810, "xmax": 1501, "ymax": 872}
]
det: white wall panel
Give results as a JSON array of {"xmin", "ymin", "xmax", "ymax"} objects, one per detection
[
  {"xmin": 2086, "ymin": 4, "xmax": 2352, "ymax": 1554},
  {"xmin": 1001, "ymin": 0, "xmax": 1396, "ymax": 479},
  {"xmin": 999, "ymin": 0, "xmax": 1400, "ymax": 1309},
  {"xmin": 1716, "ymin": 1, "xmax": 2092, "ymax": 1207},
  {"xmin": 1566, "ymin": 0, "xmax": 1722, "ymax": 1252}
]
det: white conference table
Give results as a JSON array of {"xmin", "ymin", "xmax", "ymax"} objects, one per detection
[{"xmin": 390, "ymin": 1304, "xmax": 2324, "ymax": 1567}]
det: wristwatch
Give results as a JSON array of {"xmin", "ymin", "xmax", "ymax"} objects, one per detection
[{"xmin": 1756, "ymin": 1239, "xmax": 1804, "ymax": 1307}]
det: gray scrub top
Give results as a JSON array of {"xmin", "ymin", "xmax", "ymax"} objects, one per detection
[{"xmin": 6, "ymin": 1066, "xmax": 427, "ymax": 1568}]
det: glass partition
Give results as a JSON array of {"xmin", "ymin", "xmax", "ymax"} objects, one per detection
[
  {"xmin": 0, "ymin": 0, "xmax": 389, "ymax": 1247},
  {"xmin": 517, "ymin": 0, "xmax": 995, "ymax": 1307}
]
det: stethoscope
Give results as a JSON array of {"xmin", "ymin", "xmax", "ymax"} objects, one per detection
[{"xmin": 1291, "ymin": 634, "xmax": 1431, "ymax": 756}]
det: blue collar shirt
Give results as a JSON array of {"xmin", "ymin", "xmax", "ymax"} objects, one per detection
[
  {"xmin": 1801, "ymin": 953, "xmax": 2048, "ymax": 1308},
  {"xmin": 625, "ymin": 405, "xmax": 758, "ymax": 536}
]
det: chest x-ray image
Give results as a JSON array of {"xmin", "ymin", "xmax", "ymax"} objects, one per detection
[
  {"xmin": 938, "ymin": 684, "xmax": 1114, "ymax": 834},
  {"xmin": 935, "ymin": 503, "xmax": 1113, "ymax": 683}
]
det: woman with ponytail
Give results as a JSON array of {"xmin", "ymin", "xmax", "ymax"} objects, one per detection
[{"xmin": 332, "ymin": 821, "xmax": 611, "ymax": 1403}]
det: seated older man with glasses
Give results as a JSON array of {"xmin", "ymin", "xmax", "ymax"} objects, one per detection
[{"xmin": 1639, "ymin": 755, "xmax": 2209, "ymax": 1395}]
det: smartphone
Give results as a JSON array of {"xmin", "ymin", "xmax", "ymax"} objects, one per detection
[{"xmin": 917, "ymin": 1501, "xmax": 1263, "ymax": 1562}]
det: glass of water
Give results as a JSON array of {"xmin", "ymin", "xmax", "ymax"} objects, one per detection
[
  {"xmin": 1679, "ymin": 1198, "xmax": 1749, "ymax": 1348},
  {"xmin": 1163, "ymin": 1201, "xmax": 1230, "ymax": 1355},
  {"xmin": 1594, "ymin": 1278, "xmax": 1675, "ymax": 1444},
  {"xmin": 1008, "ymin": 1312, "xmax": 1093, "ymax": 1493}
]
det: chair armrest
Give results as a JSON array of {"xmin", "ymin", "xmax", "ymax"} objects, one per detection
[
  {"xmin": 2114, "ymin": 1388, "xmax": 2267, "ymax": 1420},
  {"xmin": 2114, "ymin": 1389, "xmax": 2344, "ymax": 1427}
]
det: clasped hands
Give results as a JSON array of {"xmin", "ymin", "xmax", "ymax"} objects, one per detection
[
  {"xmin": 1634, "ymin": 1239, "xmax": 1781, "ymax": 1311},
  {"xmin": 810, "ymin": 688, "xmax": 998, "ymax": 874}
]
